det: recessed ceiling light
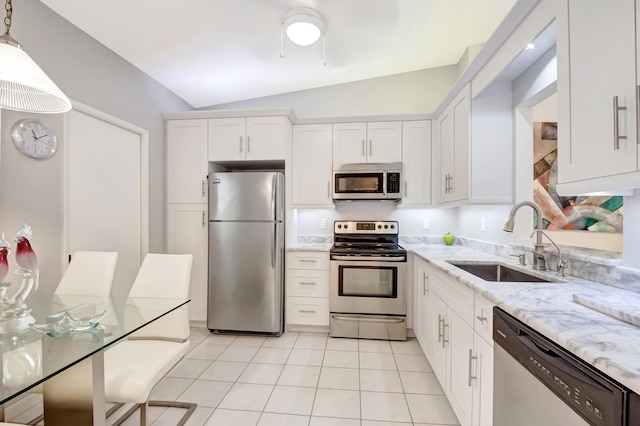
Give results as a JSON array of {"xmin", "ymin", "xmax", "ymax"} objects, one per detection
[{"xmin": 284, "ymin": 8, "xmax": 323, "ymax": 46}]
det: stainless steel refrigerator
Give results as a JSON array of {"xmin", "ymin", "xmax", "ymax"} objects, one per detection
[{"xmin": 207, "ymin": 171, "xmax": 285, "ymax": 334}]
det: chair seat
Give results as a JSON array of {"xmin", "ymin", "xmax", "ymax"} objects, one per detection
[{"xmin": 104, "ymin": 339, "xmax": 190, "ymax": 403}]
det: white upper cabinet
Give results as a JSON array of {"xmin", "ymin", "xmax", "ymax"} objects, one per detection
[
  {"xmin": 557, "ymin": 0, "xmax": 640, "ymax": 194},
  {"xmin": 401, "ymin": 120, "xmax": 432, "ymax": 205},
  {"xmin": 437, "ymin": 84, "xmax": 471, "ymax": 204},
  {"xmin": 292, "ymin": 124, "xmax": 333, "ymax": 207},
  {"xmin": 332, "ymin": 121, "xmax": 402, "ymax": 164},
  {"xmin": 166, "ymin": 119, "xmax": 208, "ymax": 204},
  {"xmin": 208, "ymin": 116, "xmax": 287, "ymax": 161}
]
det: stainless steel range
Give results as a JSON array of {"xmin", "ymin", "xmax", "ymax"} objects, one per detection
[{"xmin": 329, "ymin": 220, "xmax": 407, "ymax": 341}]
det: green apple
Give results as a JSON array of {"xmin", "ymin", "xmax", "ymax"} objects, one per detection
[{"xmin": 443, "ymin": 233, "xmax": 455, "ymax": 246}]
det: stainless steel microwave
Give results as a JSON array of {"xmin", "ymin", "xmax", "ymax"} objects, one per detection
[{"xmin": 332, "ymin": 163, "xmax": 402, "ymax": 201}]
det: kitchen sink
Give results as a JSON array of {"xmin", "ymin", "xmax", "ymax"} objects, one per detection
[{"xmin": 447, "ymin": 261, "xmax": 555, "ymax": 283}]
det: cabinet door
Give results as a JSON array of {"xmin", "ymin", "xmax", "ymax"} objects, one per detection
[
  {"xmin": 416, "ymin": 260, "xmax": 432, "ymax": 357},
  {"xmin": 472, "ymin": 335, "xmax": 493, "ymax": 426},
  {"xmin": 167, "ymin": 203, "xmax": 208, "ymax": 322},
  {"xmin": 332, "ymin": 122, "xmax": 367, "ymax": 163},
  {"xmin": 559, "ymin": 0, "xmax": 637, "ymax": 184},
  {"xmin": 367, "ymin": 121, "xmax": 402, "ymax": 163},
  {"xmin": 438, "ymin": 85, "xmax": 470, "ymax": 204},
  {"xmin": 246, "ymin": 116, "xmax": 286, "ymax": 160},
  {"xmin": 402, "ymin": 120, "xmax": 432, "ymax": 205},
  {"xmin": 447, "ymin": 308, "xmax": 474, "ymax": 426},
  {"xmin": 208, "ymin": 117, "xmax": 246, "ymax": 161},
  {"xmin": 167, "ymin": 119, "xmax": 208, "ymax": 204},
  {"xmin": 292, "ymin": 124, "xmax": 333, "ymax": 206},
  {"xmin": 428, "ymin": 291, "xmax": 448, "ymax": 381}
]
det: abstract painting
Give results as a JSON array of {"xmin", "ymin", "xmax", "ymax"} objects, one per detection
[{"xmin": 533, "ymin": 122, "xmax": 623, "ymax": 232}]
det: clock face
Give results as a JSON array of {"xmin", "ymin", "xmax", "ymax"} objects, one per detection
[{"xmin": 11, "ymin": 119, "xmax": 58, "ymax": 160}]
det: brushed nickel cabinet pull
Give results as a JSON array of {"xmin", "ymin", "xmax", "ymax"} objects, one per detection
[
  {"xmin": 299, "ymin": 309, "xmax": 317, "ymax": 314},
  {"xmin": 202, "ymin": 179, "xmax": 206, "ymax": 196},
  {"xmin": 299, "ymin": 259, "xmax": 317, "ymax": 263},
  {"xmin": 613, "ymin": 95, "xmax": 627, "ymax": 150},
  {"xmin": 299, "ymin": 282, "xmax": 317, "ymax": 285},
  {"xmin": 369, "ymin": 139, "xmax": 373, "ymax": 157},
  {"xmin": 239, "ymin": 136, "xmax": 244, "ymax": 153},
  {"xmin": 442, "ymin": 321, "xmax": 449, "ymax": 348},
  {"xmin": 362, "ymin": 140, "xmax": 365, "ymax": 157},
  {"xmin": 423, "ymin": 272, "xmax": 428, "ymax": 295},
  {"xmin": 202, "ymin": 211, "xmax": 206, "ymax": 227},
  {"xmin": 438, "ymin": 314, "xmax": 444, "ymax": 343},
  {"xmin": 404, "ymin": 181, "xmax": 408, "ymax": 197},
  {"xmin": 327, "ymin": 181, "xmax": 330, "ymax": 198},
  {"xmin": 247, "ymin": 135, "xmax": 251, "ymax": 153},
  {"xmin": 468, "ymin": 349, "xmax": 478, "ymax": 386}
]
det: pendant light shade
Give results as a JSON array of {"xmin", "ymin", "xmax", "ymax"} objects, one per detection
[{"xmin": 0, "ymin": 0, "xmax": 71, "ymax": 113}]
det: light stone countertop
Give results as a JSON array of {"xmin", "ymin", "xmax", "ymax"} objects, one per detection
[{"xmin": 408, "ymin": 243, "xmax": 640, "ymax": 394}]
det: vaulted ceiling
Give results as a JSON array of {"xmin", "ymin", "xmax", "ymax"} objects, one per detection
[{"xmin": 40, "ymin": 0, "xmax": 517, "ymax": 108}]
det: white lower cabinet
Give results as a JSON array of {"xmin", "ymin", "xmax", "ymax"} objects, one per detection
[
  {"xmin": 167, "ymin": 203, "xmax": 208, "ymax": 322},
  {"xmin": 286, "ymin": 251, "xmax": 330, "ymax": 327},
  {"xmin": 416, "ymin": 258, "xmax": 493, "ymax": 426}
]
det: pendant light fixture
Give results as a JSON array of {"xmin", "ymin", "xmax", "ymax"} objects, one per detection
[
  {"xmin": 0, "ymin": 0, "xmax": 71, "ymax": 113},
  {"xmin": 280, "ymin": 7, "xmax": 326, "ymax": 66}
]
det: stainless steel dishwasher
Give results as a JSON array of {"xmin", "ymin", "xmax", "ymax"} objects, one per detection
[{"xmin": 493, "ymin": 307, "xmax": 637, "ymax": 426}]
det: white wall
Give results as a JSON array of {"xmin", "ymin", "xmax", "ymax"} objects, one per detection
[
  {"xmin": 6, "ymin": 0, "xmax": 192, "ymax": 258},
  {"xmin": 204, "ymin": 66, "xmax": 459, "ymax": 118}
]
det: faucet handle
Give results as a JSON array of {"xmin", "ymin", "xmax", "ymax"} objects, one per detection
[
  {"xmin": 510, "ymin": 253, "xmax": 527, "ymax": 266},
  {"xmin": 557, "ymin": 259, "xmax": 568, "ymax": 277}
]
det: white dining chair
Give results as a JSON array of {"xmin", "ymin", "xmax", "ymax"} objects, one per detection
[
  {"xmin": 104, "ymin": 253, "xmax": 195, "ymax": 426},
  {"xmin": 55, "ymin": 251, "xmax": 119, "ymax": 296}
]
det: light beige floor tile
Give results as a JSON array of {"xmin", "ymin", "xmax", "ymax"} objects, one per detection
[
  {"xmin": 217, "ymin": 345, "xmax": 259, "ymax": 362},
  {"xmin": 202, "ymin": 334, "xmax": 237, "ymax": 345},
  {"xmin": 264, "ymin": 385, "xmax": 316, "ymax": 415},
  {"xmin": 277, "ymin": 365, "xmax": 321, "ymax": 387},
  {"xmin": 359, "ymin": 339, "xmax": 392, "ymax": 353},
  {"xmin": 199, "ymin": 360, "xmax": 248, "ymax": 382},
  {"xmin": 232, "ymin": 335, "xmax": 268, "ymax": 347},
  {"xmin": 399, "ymin": 371, "xmax": 444, "ymax": 395},
  {"xmin": 287, "ymin": 348, "xmax": 325, "ymax": 366},
  {"xmin": 258, "ymin": 412, "xmax": 310, "ymax": 426},
  {"xmin": 205, "ymin": 408, "xmax": 260, "ymax": 425},
  {"xmin": 150, "ymin": 377, "xmax": 194, "ymax": 400},
  {"xmin": 263, "ymin": 333, "xmax": 299, "ymax": 348},
  {"xmin": 312, "ymin": 389, "xmax": 360, "ymax": 419},
  {"xmin": 252, "ymin": 347, "xmax": 292, "ymax": 364},
  {"xmin": 167, "ymin": 358, "xmax": 212, "ymax": 379},
  {"xmin": 360, "ymin": 369, "xmax": 403, "ymax": 393},
  {"xmin": 323, "ymin": 350, "xmax": 359, "ymax": 368},
  {"xmin": 295, "ymin": 334, "xmax": 328, "ymax": 350},
  {"xmin": 188, "ymin": 327, "xmax": 211, "ymax": 344},
  {"xmin": 176, "ymin": 380, "xmax": 233, "ymax": 408},
  {"xmin": 152, "ymin": 405, "xmax": 214, "ymax": 426},
  {"xmin": 405, "ymin": 394, "xmax": 459, "ymax": 425},
  {"xmin": 360, "ymin": 391, "xmax": 412, "ymax": 422},
  {"xmin": 359, "ymin": 352, "xmax": 397, "ymax": 370},
  {"xmin": 238, "ymin": 363, "xmax": 285, "ymax": 385},
  {"xmin": 326, "ymin": 337, "xmax": 359, "ymax": 351},
  {"xmin": 185, "ymin": 344, "xmax": 227, "ymax": 361},
  {"xmin": 309, "ymin": 417, "xmax": 361, "ymax": 426},
  {"xmin": 218, "ymin": 383, "xmax": 274, "ymax": 412},
  {"xmin": 390, "ymin": 339, "xmax": 423, "ymax": 355},
  {"xmin": 318, "ymin": 367, "xmax": 359, "ymax": 390},
  {"xmin": 394, "ymin": 353, "xmax": 432, "ymax": 372},
  {"xmin": 361, "ymin": 421, "xmax": 416, "ymax": 425}
]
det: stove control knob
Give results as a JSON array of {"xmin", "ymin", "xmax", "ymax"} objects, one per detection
[
  {"xmin": 377, "ymin": 225, "xmax": 382, "ymax": 229},
  {"xmin": 344, "ymin": 224, "xmax": 348, "ymax": 229},
  {"xmin": 337, "ymin": 224, "xmax": 342, "ymax": 229},
  {"xmin": 384, "ymin": 225, "xmax": 389, "ymax": 229},
  {"xmin": 390, "ymin": 224, "xmax": 395, "ymax": 229}
]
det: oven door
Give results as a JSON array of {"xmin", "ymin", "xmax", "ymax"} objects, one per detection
[{"xmin": 330, "ymin": 258, "xmax": 406, "ymax": 315}]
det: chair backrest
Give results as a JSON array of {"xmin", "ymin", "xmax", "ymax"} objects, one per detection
[
  {"xmin": 127, "ymin": 253, "xmax": 193, "ymax": 341},
  {"xmin": 55, "ymin": 251, "xmax": 119, "ymax": 296}
]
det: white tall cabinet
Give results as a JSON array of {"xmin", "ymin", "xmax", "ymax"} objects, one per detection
[
  {"xmin": 557, "ymin": 0, "xmax": 640, "ymax": 194},
  {"xmin": 166, "ymin": 119, "xmax": 209, "ymax": 321},
  {"xmin": 292, "ymin": 124, "xmax": 333, "ymax": 207}
]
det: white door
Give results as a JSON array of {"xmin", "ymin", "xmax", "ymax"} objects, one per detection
[
  {"xmin": 66, "ymin": 104, "xmax": 148, "ymax": 296},
  {"xmin": 367, "ymin": 121, "xmax": 402, "ymax": 163},
  {"xmin": 292, "ymin": 124, "xmax": 333, "ymax": 206},
  {"xmin": 333, "ymin": 122, "xmax": 367, "ymax": 163},
  {"xmin": 246, "ymin": 116, "xmax": 286, "ymax": 160},
  {"xmin": 208, "ymin": 117, "xmax": 245, "ymax": 161}
]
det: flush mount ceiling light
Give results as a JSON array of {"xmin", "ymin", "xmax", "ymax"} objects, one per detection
[
  {"xmin": 0, "ymin": 0, "xmax": 71, "ymax": 113},
  {"xmin": 280, "ymin": 7, "xmax": 326, "ymax": 65}
]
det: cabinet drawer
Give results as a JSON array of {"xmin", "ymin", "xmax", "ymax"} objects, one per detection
[
  {"xmin": 430, "ymin": 269, "xmax": 474, "ymax": 326},
  {"xmin": 287, "ymin": 252, "xmax": 329, "ymax": 270},
  {"xmin": 286, "ymin": 297, "xmax": 329, "ymax": 326},
  {"xmin": 286, "ymin": 269, "xmax": 330, "ymax": 298},
  {"xmin": 474, "ymin": 294, "xmax": 494, "ymax": 346}
]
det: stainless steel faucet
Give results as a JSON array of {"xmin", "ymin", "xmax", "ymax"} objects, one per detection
[
  {"xmin": 533, "ymin": 230, "xmax": 567, "ymax": 277},
  {"xmin": 503, "ymin": 201, "xmax": 547, "ymax": 271}
]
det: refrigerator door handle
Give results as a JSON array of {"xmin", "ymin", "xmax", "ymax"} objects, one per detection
[
  {"xmin": 271, "ymin": 174, "xmax": 277, "ymax": 221},
  {"xmin": 271, "ymin": 222, "xmax": 276, "ymax": 269}
]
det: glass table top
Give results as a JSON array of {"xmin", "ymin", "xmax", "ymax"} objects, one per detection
[{"xmin": 0, "ymin": 293, "xmax": 189, "ymax": 404}]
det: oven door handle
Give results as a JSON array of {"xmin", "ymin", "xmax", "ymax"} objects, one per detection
[
  {"xmin": 330, "ymin": 255, "xmax": 406, "ymax": 262},
  {"xmin": 331, "ymin": 314, "xmax": 406, "ymax": 324}
]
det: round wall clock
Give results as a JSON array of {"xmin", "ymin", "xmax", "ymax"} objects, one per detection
[{"xmin": 10, "ymin": 119, "xmax": 58, "ymax": 160}]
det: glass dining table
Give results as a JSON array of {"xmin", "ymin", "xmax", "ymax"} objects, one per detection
[{"xmin": 0, "ymin": 292, "xmax": 189, "ymax": 425}]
